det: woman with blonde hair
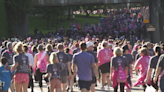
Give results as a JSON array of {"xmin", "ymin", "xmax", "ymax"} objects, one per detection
[
  {"xmin": 133, "ymin": 47, "xmax": 150, "ymax": 91},
  {"xmin": 44, "ymin": 52, "xmax": 61, "ymax": 92},
  {"xmin": 45, "ymin": 44, "xmax": 54, "ymax": 56},
  {"xmin": 11, "ymin": 42, "xmax": 30, "ymax": 92},
  {"xmin": 110, "ymin": 47, "xmax": 128, "ymax": 92}
]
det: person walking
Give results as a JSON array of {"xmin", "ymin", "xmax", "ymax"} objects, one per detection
[{"xmin": 72, "ymin": 42, "xmax": 99, "ymax": 92}]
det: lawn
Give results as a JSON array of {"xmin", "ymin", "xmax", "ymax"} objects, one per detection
[{"xmin": 29, "ymin": 14, "xmax": 106, "ymax": 35}]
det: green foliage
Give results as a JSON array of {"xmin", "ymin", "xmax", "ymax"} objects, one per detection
[
  {"xmin": 0, "ymin": 0, "xmax": 8, "ymax": 38},
  {"xmin": 4, "ymin": 0, "xmax": 33, "ymax": 37}
]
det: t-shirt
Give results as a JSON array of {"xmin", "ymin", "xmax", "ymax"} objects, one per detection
[
  {"xmin": 1, "ymin": 50, "xmax": 14, "ymax": 65},
  {"xmin": 97, "ymin": 48, "xmax": 113, "ymax": 66},
  {"xmin": 73, "ymin": 48, "xmax": 80, "ymax": 55},
  {"xmin": 149, "ymin": 55, "xmax": 159, "ymax": 69},
  {"xmin": 0, "ymin": 65, "xmax": 12, "ymax": 84},
  {"xmin": 46, "ymin": 64, "xmax": 61, "ymax": 81},
  {"xmin": 123, "ymin": 54, "xmax": 134, "ymax": 73},
  {"xmin": 72, "ymin": 52, "xmax": 95, "ymax": 81},
  {"xmin": 111, "ymin": 56, "xmax": 128, "ymax": 71},
  {"xmin": 14, "ymin": 53, "xmax": 29, "ymax": 74},
  {"xmin": 148, "ymin": 49, "xmax": 155, "ymax": 56},
  {"xmin": 135, "ymin": 56, "xmax": 150, "ymax": 75},
  {"xmin": 131, "ymin": 50, "xmax": 138, "ymax": 61},
  {"xmin": 87, "ymin": 50, "xmax": 98, "ymax": 77},
  {"xmin": 157, "ymin": 54, "xmax": 164, "ymax": 73},
  {"xmin": 56, "ymin": 52, "xmax": 69, "ymax": 76}
]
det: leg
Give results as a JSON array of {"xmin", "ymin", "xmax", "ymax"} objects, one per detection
[
  {"xmin": 91, "ymin": 84, "xmax": 95, "ymax": 92},
  {"xmin": 56, "ymin": 88, "xmax": 61, "ymax": 92},
  {"xmin": 22, "ymin": 83, "xmax": 29, "ymax": 92},
  {"xmin": 81, "ymin": 88, "xmax": 87, "ymax": 92},
  {"xmin": 120, "ymin": 83, "xmax": 125, "ymax": 92},
  {"xmin": 50, "ymin": 85, "xmax": 54, "ymax": 92},
  {"xmin": 70, "ymin": 75, "xmax": 74, "ymax": 91},
  {"xmin": 114, "ymin": 83, "xmax": 118, "ymax": 92},
  {"xmin": 106, "ymin": 73, "xmax": 111, "ymax": 88},
  {"xmin": 101, "ymin": 73, "xmax": 106, "ymax": 88},
  {"xmin": 10, "ymin": 81, "xmax": 15, "ymax": 92},
  {"xmin": 61, "ymin": 83, "xmax": 66, "ymax": 92},
  {"xmin": 15, "ymin": 83, "xmax": 22, "ymax": 92}
]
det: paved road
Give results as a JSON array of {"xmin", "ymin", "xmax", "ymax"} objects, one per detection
[{"xmin": 9, "ymin": 71, "xmax": 156, "ymax": 92}]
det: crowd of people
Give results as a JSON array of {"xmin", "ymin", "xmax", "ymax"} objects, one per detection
[
  {"xmin": 0, "ymin": 8, "xmax": 164, "ymax": 92},
  {"xmin": 0, "ymin": 37, "xmax": 164, "ymax": 92},
  {"xmin": 32, "ymin": 7, "xmax": 148, "ymax": 46}
]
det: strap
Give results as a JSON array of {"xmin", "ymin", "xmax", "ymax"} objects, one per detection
[{"xmin": 39, "ymin": 52, "xmax": 46, "ymax": 63}]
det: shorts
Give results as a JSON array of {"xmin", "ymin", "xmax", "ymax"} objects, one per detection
[
  {"xmin": 14, "ymin": 73, "xmax": 29, "ymax": 84},
  {"xmin": 78, "ymin": 80, "xmax": 92, "ymax": 90},
  {"xmin": 2, "ymin": 81, "xmax": 10, "ymax": 91},
  {"xmin": 99, "ymin": 62, "xmax": 110, "ymax": 74},
  {"xmin": 50, "ymin": 78, "xmax": 61, "ymax": 88},
  {"xmin": 61, "ymin": 76, "xmax": 67, "ymax": 83},
  {"xmin": 92, "ymin": 77, "xmax": 96, "ymax": 84}
]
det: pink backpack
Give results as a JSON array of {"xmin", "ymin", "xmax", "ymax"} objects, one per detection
[
  {"xmin": 117, "ymin": 58, "xmax": 127, "ymax": 83},
  {"xmin": 37, "ymin": 52, "xmax": 47, "ymax": 73}
]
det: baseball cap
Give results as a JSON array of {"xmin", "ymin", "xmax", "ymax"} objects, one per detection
[{"xmin": 86, "ymin": 41, "xmax": 93, "ymax": 48}]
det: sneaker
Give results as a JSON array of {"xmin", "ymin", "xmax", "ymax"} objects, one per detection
[
  {"xmin": 66, "ymin": 86, "xmax": 70, "ymax": 91},
  {"xmin": 48, "ymin": 87, "xmax": 50, "ymax": 92},
  {"xmin": 101, "ymin": 87, "xmax": 105, "ymax": 90}
]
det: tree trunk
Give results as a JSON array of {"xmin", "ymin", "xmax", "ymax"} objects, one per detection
[
  {"xmin": 60, "ymin": 15, "xmax": 62, "ymax": 21},
  {"xmin": 51, "ymin": 14, "xmax": 54, "ymax": 27},
  {"xmin": 47, "ymin": 15, "xmax": 50, "ymax": 30},
  {"xmin": 67, "ymin": 7, "xmax": 71, "ymax": 20},
  {"xmin": 56, "ymin": 14, "xmax": 58, "ymax": 24}
]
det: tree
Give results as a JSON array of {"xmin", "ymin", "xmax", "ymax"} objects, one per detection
[{"xmin": 5, "ymin": 0, "xmax": 32, "ymax": 37}]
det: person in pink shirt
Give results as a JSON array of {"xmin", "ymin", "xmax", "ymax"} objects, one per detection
[
  {"xmin": 134, "ymin": 47, "xmax": 150, "ymax": 91},
  {"xmin": 97, "ymin": 41, "xmax": 113, "ymax": 90}
]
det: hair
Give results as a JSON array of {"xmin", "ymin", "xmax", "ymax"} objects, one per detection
[
  {"xmin": 57, "ymin": 43, "xmax": 64, "ymax": 50},
  {"xmin": 154, "ymin": 46, "xmax": 161, "ymax": 57},
  {"xmin": 1, "ymin": 57, "xmax": 8, "ymax": 65},
  {"xmin": 80, "ymin": 42, "xmax": 86, "ymax": 50},
  {"xmin": 140, "ymin": 47, "xmax": 149, "ymax": 56},
  {"xmin": 113, "ymin": 47, "xmax": 123, "ymax": 56},
  {"xmin": 45, "ymin": 44, "xmax": 53, "ymax": 52},
  {"xmin": 75, "ymin": 43, "xmax": 79, "ymax": 48},
  {"xmin": 14, "ymin": 42, "xmax": 23, "ymax": 54},
  {"xmin": 7, "ymin": 42, "xmax": 12, "ymax": 49},
  {"xmin": 49, "ymin": 52, "xmax": 58, "ymax": 66},
  {"xmin": 23, "ymin": 44, "xmax": 28, "ymax": 52},
  {"xmin": 37, "ymin": 44, "xmax": 44, "ymax": 51},
  {"xmin": 31, "ymin": 45, "xmax": 37, "ymax": 52},
  {"xmin": 102, "ymin": 41, "xmax": 107, "ymax": 47},
  {"xmin": 64, "ymin": 48, "xmax": 70, "ymax": 54}
]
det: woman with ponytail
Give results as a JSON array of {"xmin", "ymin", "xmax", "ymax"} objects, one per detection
[
  {"xmin": 144, "ymin": 46, "xmax": 161, "ymax": 91},
  {"xmin": 43, "ymin": 52, "xmax": 61, "ymax": 92}
]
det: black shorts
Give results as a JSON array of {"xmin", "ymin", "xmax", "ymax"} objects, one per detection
[
  {"xmin": 92, "ymin": 77, "xmax": 96, "ymax": 84},
  {"xmin": 98, "ymin": 62, "xmax": 110, "ymax": 74},
  {"xmin": 78, "ymin": 80, "xmax": 92, "ymax": 90}
]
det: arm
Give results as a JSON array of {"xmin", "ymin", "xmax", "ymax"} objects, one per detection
[
  {"xmin": 44, "ymin": 73, "xmax": 51, "ymax": 78},
  {"xmin": 11, "ymin": 62, "xmax": 18, "ymax": 73},
  {"xmin": 130, "ymin": 64, "xmax": 133, "ymax": 77},
  {"xmin": 125, "ymin": 66, "xmax": 128, "ymax": 77},
  {"xmin": 67, "ymin": 62, "xmax": 72, "ymax": 74},
  {"xmin": 145, "ymin": 68, "xmax": 153, "ymax": 81},
  {"xmin": 154, "ymin": 67, "xmax": 162, "ymax": 78},
  {"xmin": 91, "ymin": 63, "xmax": 99, "ymax": 77},
  {"xmin": 33, "ymin": 54, "xmax": 38, "ymax": 72},
  {"xmin": 72, "ymin": 63, "xmax": 77, "ymax": 73}
]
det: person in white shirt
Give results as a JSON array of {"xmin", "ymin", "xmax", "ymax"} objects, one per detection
[{"xmin": 23, "ymin": 44, "xmax": 34, "ymax": 92}]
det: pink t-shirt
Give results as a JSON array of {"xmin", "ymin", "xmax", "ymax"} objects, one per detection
[
  {"xmin": 133, "ymin": 56, "xmax": 150, "ymax": 87},
  {"xmin": 97, "ymin": 48, "xmax": 113, "ymax": 66}
]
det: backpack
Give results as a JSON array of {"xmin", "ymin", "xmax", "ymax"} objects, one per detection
[
  {"xmin": 37, "ymin": 52, "xmax": 47, "ymax": 73},
  {"xmin": 117, "ymin": 58, "xmax": 127, "ymax": 83}
]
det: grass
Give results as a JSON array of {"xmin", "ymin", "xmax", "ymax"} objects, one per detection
[{"xmin": 29, "ymin": 14, "xmax": 106, "ymax": 35}]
